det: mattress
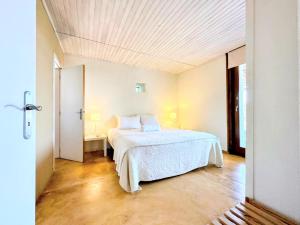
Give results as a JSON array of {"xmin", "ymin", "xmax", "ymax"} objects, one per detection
[{"xmin": 108, "ymin": 128, "xmax": 223, "ymax": 192}]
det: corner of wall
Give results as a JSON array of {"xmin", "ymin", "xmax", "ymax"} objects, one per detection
[
  {"xmin": 245, "ymin": 0, "xmax": 254, "ymax": 199},
  {"xmin": 36, "ymin": 0, "xmax": 64, "ymax": 199}
]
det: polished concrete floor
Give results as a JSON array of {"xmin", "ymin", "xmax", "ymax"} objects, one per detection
[{"xmin": 36, "ymin": 151, "xmax": 245, "ymax": 225}]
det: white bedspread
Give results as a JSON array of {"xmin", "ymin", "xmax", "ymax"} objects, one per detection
[{"xmin": 108, "ymin": 128, "xmax": 223, "ymax": 192}]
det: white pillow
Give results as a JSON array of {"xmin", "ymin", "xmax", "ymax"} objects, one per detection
[
  {"xmin": 117, "ymin": 115, "xmax": 141, "ymax": 129},
  {"xmin": 140, "ymin": 115, "xmax": 160, "ymax": 132}
]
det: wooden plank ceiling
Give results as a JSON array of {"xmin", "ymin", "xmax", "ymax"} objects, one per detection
[{"xmin": 44, "ymin": 0, "xmax": 245, "ymax": 74}]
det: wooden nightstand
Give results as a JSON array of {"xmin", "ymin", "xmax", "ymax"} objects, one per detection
[{"xmin": 84, "ymin": 135, "xmax": 107, "ymax": 157}]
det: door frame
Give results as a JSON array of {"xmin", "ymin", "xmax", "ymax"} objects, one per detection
[
  {"xmin": 245, "ymin": 0, "xmax": 254, "ymax": 199},
  {"xmin": 53, "ymin": 54, "xmax": 62, "ymax": 170},
  {"xmin": 226, "ymin": 53, "xmax": 246, "ymax": 157}
]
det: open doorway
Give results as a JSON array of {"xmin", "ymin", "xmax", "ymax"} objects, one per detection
[
  {"xmin": 53, "ymin": 55, "xmax": 61, "ymax": 170},
  {"xmin": 227, "ymin": 50, "xmax": 246, "ymax": 157}
]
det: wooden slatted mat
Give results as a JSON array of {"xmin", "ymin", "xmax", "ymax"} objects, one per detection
[{"xmin": 209, "ymin": 201, "xmax": 298, "ymax": 225}]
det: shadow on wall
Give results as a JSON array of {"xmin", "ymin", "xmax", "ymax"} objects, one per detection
[
  {"xmin": 105, "ymin": 117, "xmax": 118, "ymax": 131},
  {"xmin": 36, "ymin": 147, "xmax": 53, "ymax": 199},
  {"xmin": 84, "ymin": 111, "xmax": 179, "ymax": 136}
]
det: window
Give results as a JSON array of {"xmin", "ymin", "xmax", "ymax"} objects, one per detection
[{"xmin": 136, "ymin": 83, "xmax": 146, "ymax": 93}]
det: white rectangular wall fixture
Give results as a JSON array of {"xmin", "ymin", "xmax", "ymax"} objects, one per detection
[{"xmin": 136, "ymin": 83, "xmax": 146, "ymax": 93}]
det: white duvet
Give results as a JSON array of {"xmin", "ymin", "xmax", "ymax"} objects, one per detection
[{"xmin": 108, "ymin": 128, "xmax": 223, "ymax": 192}]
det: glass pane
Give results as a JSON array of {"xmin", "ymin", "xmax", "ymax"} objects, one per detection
[
  {"xmin": 136, "ymin": 83, "xmax": 146, "ymax": 93},
  {"xmin": 239, "ymin": 64, "xmax": 246, "ymax": 148}
]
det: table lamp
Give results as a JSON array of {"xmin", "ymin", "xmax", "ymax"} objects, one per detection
[
  {"xmin": 90, "ymin": 112, "xmax": 101, "ymax": 137},
  {"xmin": 169, "ymin": 112, "xmax": 177, "ymax": 120}
]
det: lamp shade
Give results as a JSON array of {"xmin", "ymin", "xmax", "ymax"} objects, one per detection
[
  {"xmin": 169, "ymin": 112, "xmax": 177, "ymax": 120},
  {"xmin": 90, "ymin": 112, "xmax": 101, "ymax": 121}
]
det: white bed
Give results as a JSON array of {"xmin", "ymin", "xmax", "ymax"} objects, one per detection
[{"xmin": 108, "ymin": 128, "xmax": 223, "ymax": 192}]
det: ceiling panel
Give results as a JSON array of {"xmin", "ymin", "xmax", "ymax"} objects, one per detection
[{"xmin": 44, "ymin": 0, "xmax": 245, "ymax": 74}]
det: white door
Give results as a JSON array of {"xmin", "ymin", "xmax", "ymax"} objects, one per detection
[
  {"xmin": 60, "ymin": 65, "xmax": 85, "ymax": 162},
  {"xmin": 0, "ymin": 1, "xmax": 36, "ymax": 225}
]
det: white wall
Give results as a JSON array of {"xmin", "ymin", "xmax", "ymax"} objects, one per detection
[
  {"xmin": 64, "ymin": 55, "xmax": 179, "ymax": 136},
  {"xmin": 36, "ymin": 0, "xmax": 64, "ymax": 198},
  {"xmin": 178, "ymin": 56, "xmax": 227, "ymax": 150},
  {"xmin": 246, "ymin": 0, "xmax": 300, "ymax": 222}
]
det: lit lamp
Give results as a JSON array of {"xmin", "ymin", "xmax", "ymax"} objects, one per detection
[
  {"xmin": 166, "ymin": 112, "xmax": 177, "ymax": 128},
  {"xmin": 90, "ymin": 112, "xmax": 101, "ymax": 137},
  {"xmin": 169, "ymin": 112, "xmax": 177, "ymax": 120}
]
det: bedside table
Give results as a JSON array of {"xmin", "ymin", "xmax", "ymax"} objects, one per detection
[{"xmin": 84, "ymin": 135, "xmax": 107, "ymax": 157}]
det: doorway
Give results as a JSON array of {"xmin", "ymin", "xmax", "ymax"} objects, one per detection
[
  {"xmin": 53, "ymin": 56, "xmax": 61, "ymax": 168},
  {"xmin": 227, "ymin": 59, "xmax": 246, "ymax": 157}
]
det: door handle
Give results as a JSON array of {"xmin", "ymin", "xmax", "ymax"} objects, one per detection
[
  {"xmin": 23, "ymin": 92, "xmax": 42, "ymax": 139},
  {"xmin": 235, "ymin": 105, "xmax": 239, "ymax": 112},
  {"xmin": 25, "ymin": 104, "xmax": 42, "ymax": 111},
  {"xmin": 4, "ymin": 91, "xmax": 42, "ymax": 139},
  {"xmin": 77, "ymin": 109, "xmax": 85, "ymax": 120},
  {"xmin": 4, "ymin": 103, "xmax": 42, "ymax": 111}
]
